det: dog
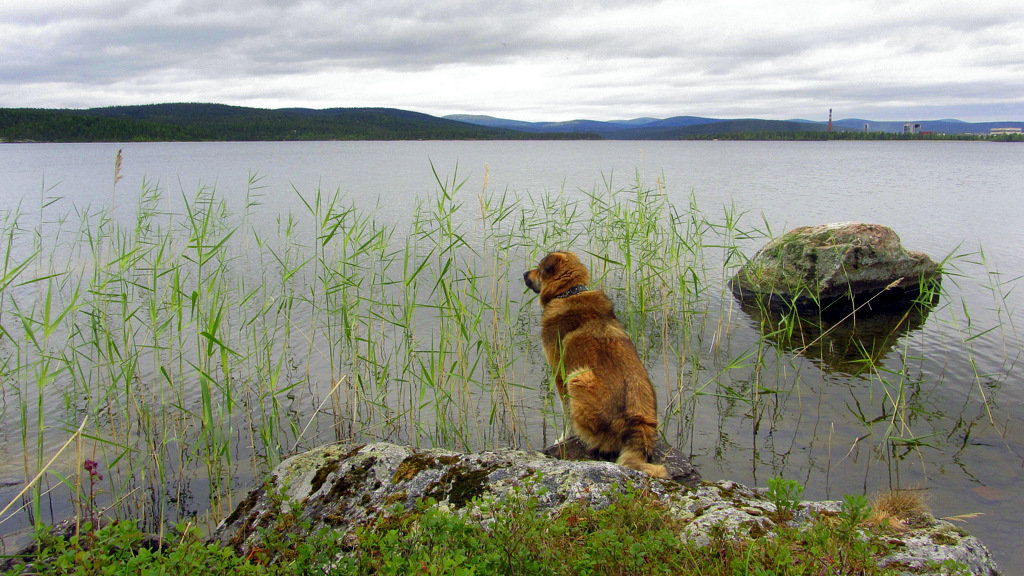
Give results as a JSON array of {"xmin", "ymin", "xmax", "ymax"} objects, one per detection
[{"xmin": 524, "ymin": 251, "xmax": 667, "ymax": 478}]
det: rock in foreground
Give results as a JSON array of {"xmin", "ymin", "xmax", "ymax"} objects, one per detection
[
  {"xmin": 731, "ymin": 222, "xmax": 940, "ymax": 313},
  {"xmin": 210, "ymin": 442, "xmax": 999, "ymax": 575}
]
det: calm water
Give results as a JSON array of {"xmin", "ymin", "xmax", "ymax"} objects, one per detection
[{"xmin": 1, "ymin": 140, "xmax": 1022, "ymax": 567}]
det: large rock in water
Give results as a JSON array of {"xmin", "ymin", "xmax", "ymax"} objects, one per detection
[
  {"xmin": 210, "ymin": 442, "xmax": 999, "ymax": 575},
  {"xmin": 731, "ymin": 222, "xmax": 941, "ymax": 313}
]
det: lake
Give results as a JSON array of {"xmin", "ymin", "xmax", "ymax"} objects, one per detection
[{"xmin": 1, "ymin": 140, "xmax": 1022, "ymax": 568}]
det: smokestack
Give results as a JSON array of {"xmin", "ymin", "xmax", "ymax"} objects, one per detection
[{"xmin": 828, "ymin": 109, "xmax": 833, "ymax": 133}]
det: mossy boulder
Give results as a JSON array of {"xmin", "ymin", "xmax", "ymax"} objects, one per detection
[
  {"xmin": 209, "ymin": 442, "xmax": 1000, "ymax": 575},
  {"xmin": 210, "ymin": 441, "xmax": 698, "ymax": 557},
  {"xmin": 731, "ymin": 222, "xmax": 940, "ymax": 314}
]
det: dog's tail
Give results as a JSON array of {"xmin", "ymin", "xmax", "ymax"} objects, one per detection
[{"xmin": 617, "ymin": 418, "xmax": 668, "ymax": 479}]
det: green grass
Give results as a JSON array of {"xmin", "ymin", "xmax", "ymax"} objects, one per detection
[
  {"xmin": 2, "ymin": 479, "xmax": 968, "ymax": 576},
  {"xmin": 0, "ymin": 157, "xmax": 1016, "ymax": 557}
]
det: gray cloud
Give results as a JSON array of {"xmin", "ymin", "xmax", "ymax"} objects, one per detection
[{"xmin": 1, "ymin": 0, "xmax": 1023, "ymax": 120}]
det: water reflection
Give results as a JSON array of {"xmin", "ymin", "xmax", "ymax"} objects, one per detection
[{"xmin": 737, "ymin": 299, "xmax": 934, "ymax": 375}]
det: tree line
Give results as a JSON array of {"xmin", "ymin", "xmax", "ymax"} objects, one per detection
[{"xmin": 0, "ymin": 105, "xmax": 599, "ymax": 142}]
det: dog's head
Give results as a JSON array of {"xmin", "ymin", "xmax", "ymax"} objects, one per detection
[{"xmin": 523, "ymin": 251, "xmax": 590, "ymax": 306}]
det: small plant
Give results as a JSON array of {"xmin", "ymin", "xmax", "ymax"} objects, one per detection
[
  {"xmin": 82, "ymin": 459, "xmax": 104, "ymax": 527},
  {"xmin": 839, "ymin": 493, "xmax": 871, "ymax": 539},
  {"xmin": 765, "ymin": 476, "xmax": 804, "ymax": 521}
]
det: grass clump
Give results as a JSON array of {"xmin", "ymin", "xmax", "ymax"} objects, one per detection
[
  {"xmin": 867, "ymin": 489, "xmax": 931, "ymax": 532},
  {"xmin": 2, "ymin": 485, "xmax": 934, "ymax": 576}
]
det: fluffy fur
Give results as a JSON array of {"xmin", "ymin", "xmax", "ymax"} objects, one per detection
[{"xmin": 524, "ymin": 251, "xmax": 667, "ymax": 478}]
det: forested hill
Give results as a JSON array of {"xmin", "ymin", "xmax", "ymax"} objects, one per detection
[
  {"xmin": 5, "ymin": 103, "xmax": 1021, "ymax": 142},
  {"xmin": 0, "ymin": 104, "xmax": 598, "ymax": 142}
]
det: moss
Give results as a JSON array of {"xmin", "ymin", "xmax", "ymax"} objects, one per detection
[
  {"xmin": 272, "ymin": 507, "xmax": 301, "ymax": 536},
  {"xmin": 425, "ymin": 463, "xmax": 499, "ymax": 508},
  {"xmin": 342, "ymin": 444, "xmax": 367, "ymax": 459},
  {"xmin": 715, "ymin": 483, "xmax": 738, "ymax": 501},
  {"xmin": 393, "ymin": 453, "xmax": 460, "ymax": 483},
  {"xmin": 222, "ymin": 481, "xmax": 265, "ymax": 529},
  {"xmin": 658, "ymin": 480, "xmax": 686, "ymax": 494},
  {"xmin": 222, "ymin": 479, "xmax": 282, "ymax": 551},
  {"xmin": 746, "ymin": 520, "xmax": 770, "ymax": 539},
  {"xmin": 310, "ymin": 460, "xmax": 340, "ymax": 494},
  {"xmin": 384, "ymin": 491, "xmax": 409, "ymax": 506},
  {"xmin": 323, "ymin": 510, "xmax": 351, "ymax": 526},
  {"xmin": 327, "ymin": 456, "xmax": 378, "ymax": 501},
  {"xmin": 930, "ymin": 530, "xmax": 960, "ymax": 546}
]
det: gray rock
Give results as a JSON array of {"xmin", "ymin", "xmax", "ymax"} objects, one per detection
[
  {"xmin": 880, "ymin": 526, "xmax": 1001, "ymax": 576},
  {"xmin": 731, "ymin": 222, "xmax": 941, "ymax": 314},
  {"xmin": 210, "ymin": 441, "xmax": 682, "ymax": 555},
  {"xmin": 210, "ymin": 442, "xmax": 1000, "ymax": 575}
]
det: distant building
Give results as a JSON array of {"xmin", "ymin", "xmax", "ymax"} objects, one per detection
[
  {"xmin": 990, "ymin": 127, "xmax": 1022, "ymax": 136},
  {"xmin": 903, "ymin": 122, "xmax": 922, "ymax": 134}
]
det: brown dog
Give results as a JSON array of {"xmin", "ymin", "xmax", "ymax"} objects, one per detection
[{"xmin": 524, "ymin": 251, "xmax": 667, "ymax": 478}]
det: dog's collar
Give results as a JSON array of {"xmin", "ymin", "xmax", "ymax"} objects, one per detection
[{"xmin": 554, "ymin": 285, "xmax": 589, "ymax": 299}]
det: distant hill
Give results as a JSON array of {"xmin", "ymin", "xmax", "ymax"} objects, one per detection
[
  {"xmin": 0, "ymin": 104, "xmax": 599, "ymax": 142},
  {"xmin": 445, "ymin": 114, "xmax": 722, "ymax": 138},
  {"xmin": 447, "ymin": 114, "xmax": 1024, "ymax": 139},
  {"xmin": 446, "ymin": 114, "xmax": 824, "ymax": 139},
  {"xmin": 611, "ymin": 118, "xmax": 826, "ymax": 139},
  {"xmin": 444, "ymin": 115, "xmax": 629, "ymax": 136},
  {"xmin": 3, "ymin": 104, "xmax": 1021, "ymax": 142}
]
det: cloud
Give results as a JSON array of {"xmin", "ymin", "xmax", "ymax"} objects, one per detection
[{"xmin": 1, "ymin": 0, "xmax": 1023, "ymax": 120}]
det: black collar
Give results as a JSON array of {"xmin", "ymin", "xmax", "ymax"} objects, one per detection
[{"xmin": 554, "ymin": 285, "xmax": 589, "ymax": 299}]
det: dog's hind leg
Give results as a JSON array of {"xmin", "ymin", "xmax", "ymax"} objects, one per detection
[
  {"xmin": 617, "ymin": 417, "xmax": 668, "ymax": 479},
  {"xmin": 617, "ymin": 448, "xmax": 668, "ymax": 479}
]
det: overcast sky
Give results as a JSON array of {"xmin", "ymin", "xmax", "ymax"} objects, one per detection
[{"xmin": 2, "ymin": 0, "xmax": 1023, "ymax": 122}]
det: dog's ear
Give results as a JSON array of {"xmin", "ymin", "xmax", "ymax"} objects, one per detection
[{"xmin": 542, "ymin": 252, "xmax": 566, "ymax": 277}]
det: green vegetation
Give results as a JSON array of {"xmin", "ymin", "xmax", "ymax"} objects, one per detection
[
  {"xmin": 0, "ymin": 108, "xmax": 203, "ymax": 141},
  {"xmin": 0, "ymin": 104, "xmax": 599, "ymax": 142},
  {"xmin": 765, "ymin": 476, "xmax": 804, "ymax": 521},
  {"xmin": 3, "ymin": 478, "xmax": 965, "ymax": 575}
]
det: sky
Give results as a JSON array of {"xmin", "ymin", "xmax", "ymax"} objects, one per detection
[{"xmin": 2, "ymin": 0, "xmax": 1023, "ymax": 122}]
